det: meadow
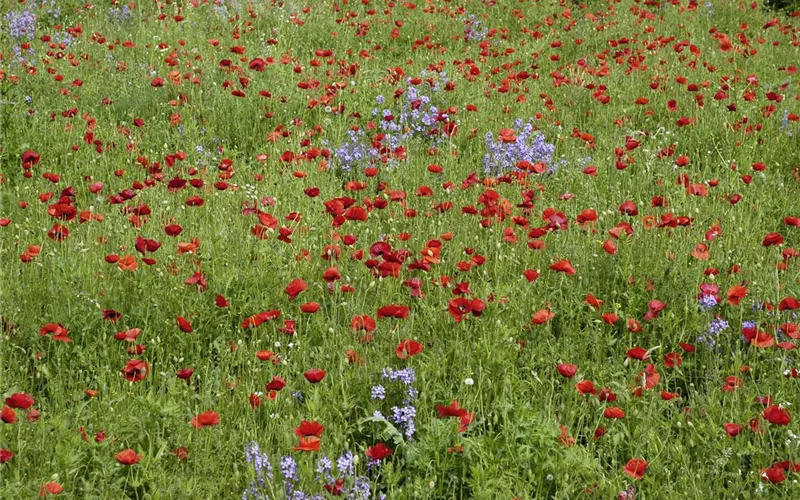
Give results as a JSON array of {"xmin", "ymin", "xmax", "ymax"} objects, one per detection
[{"xmin": 1, "ymin": 0, "xmax": 800, "ymax": 498}]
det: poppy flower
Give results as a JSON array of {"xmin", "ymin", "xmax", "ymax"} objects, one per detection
[
  {"xmin": 378, "ymin": 305, "xmax": 410, "ymax": 319},
  {"xmin": 176, "ymin": 316, "xmax": 193, "ymax": 333},
  {"xmin": 5, "ymin": 393, "xmax": 34, "ymax": 410},
  {"xmin": 778, "ymin": 297, "xmax": 800, "ymax": 311},
  {"xmin": 351, "ymin": 315, "xmax": 376, "ymax": 332},
  {"xmin": 396, "ymin": 339, "xmax": 423, "ymax": 359},
  {"xmin": 21, "ymin": 149, "xmax": 41, "ymax": 169},
  {"xmin": 623, "ymin": 459, "xmax": 649, "ymax": 480},
  {"xmin": 724, "ymin": 423, "xmax": 744, "ymax": 437},
  {"xmin": 762, "ymin": 232, "xmax": 784, "ymax": 247},
  {"xmin": 576, "ymin": 380, "xmax": 598, "ymax": 395},
  {"xmin": 38, "ymin": 482, "xmax": 63, "ymax": 496},
  {"xmin": 531, "ymin": 309, "xmax": 555, "ymax": 325},
  {"xmin": 121, "ymin": 359, "xmax": 149, "ymax": 382},
  {"xmin": 365, "ymin": 443, "xmax": 393, "ymax": 461},
  {"xmin": 627, "ymin": 319, "xmax": 643, "ymax": 333},
  {"xmin": 437, "ymin": 400, "xmax": 469, "ymax": 418},
  {"xmin": 763, "ymin": 405, "xmax": 791, "ymax": 426},
  {"xmin": 176, "ymin": 368, "xmax": 194, "ymax": 381},
  {"xmin": 556, "ymin": 363, "xmax": 578, "ymax": 379},
  {"xmin": 726, "ymin": 285, "xmax": 748, "ymax": 306},
  {"xmin": 663, "ymin": 352, "xmax": 682, "ymax": 368},
  {"xmin": 721, "ymin": 376, "xmax": 743, "ymax": 392},
  {"xmin": 265, "ymin": 376, "xmax": 286, "ymax": 392},
  {"xmin": 636, "ymin": 364, "xmax": 661, "ymax": 390},
  {"xmin": 1, "ymin": 406, "xmax": 17, "ymax": 424},
  {"xmin": 660, "ymin": 391, "xmax": 680, "ymax": 401},
  {"xmin": 209, "ymin": 294, "xmax": 229, "ymax": 310},
  {"xmin": 324, "ymin": 478, "xmax": 344, "ymax": 496},
  {"xmin": 626, "ymin": 347, "xmax": 650, "ymax": 361},
  {"xmin": 0, "ymin": 449, "xmax": 13, "ymax": 463},
  {"xmin": 102, "ymin": 309, "xmax": 122, "ymax": 322},
  {"xmin": 448, "ymin": 298, "xmax": 473, "ymax": 322},
  {"xmin": 760, "ymin": 467, "xmax": 786, "ymax": 483},
  {"xmin": 173, "ymin": 447, "xmax": 188, "ymax": 462},
  {"xmin": 522, "ymin": 269, "xmax": 539, "ymax": 282},
  {"xmin": 304, "ymin": 369, "xmax": 326, "ymax": 383},
  {"xmin": 256, "ymin": 350, "xmax": 278, "ymax": 362},
  {"xmin": 117, "ymin": 255, "xmax": 138, "ymax": 271},
  {"xmin": 115, "ymin": 449, "xmax": 143, "ymax": 465},
  {"xmin": 285, "ymin": 279, "xmax": 308, "ymax": 301},
  {"xmin": 294, "ymin": 420, "xmax": 324, "ymax": 437},
  {"xmin": 603, "ymin": 407, "xmax": 626, "ymax": 419},
  {"xmin": 114, "ymin": 328, "xmax": 141, "ymax": 342},
  {"xmin": 191, "ymin": 410, "xmax": 220, "ymax": 429},
  {"xmin": 549, "ymin": 259, "xmax": 576, "ymax": 275},
  {"xmin": 292, "ymin": 436, "xmax": 321, "ymax": 452}
]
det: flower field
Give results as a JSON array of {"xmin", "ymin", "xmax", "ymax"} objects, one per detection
[{"xmin": 2, "ymin": 0, "xmax": 800, "ymax": 498}]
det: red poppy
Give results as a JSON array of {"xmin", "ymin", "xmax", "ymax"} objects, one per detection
[
  {"xmin": 241, "ymin": 310, "xmax": 281, "ymax": 329},
  {"xmin": 350, "ymin": 315, "xmax": 376, "ymax": 332},
  {"xmin": 5, "ymin": 393, "xmax": 34, "ymax": 410},
  {"xmin": 285, "ymin": 279, "xmax": 308, "ymax": 301},
  {"xmin": 664, "ymin": 352, "xmax": 682, "ymax": 368},
  {"xmin": 365, "ymin": 443, "xmax": 393, "ymax": 461},
  {"xmin": 721, "ymin": 376, "xmax": 743, "ymax": 392},
  {"xmin": 292, "ymin": 436, "xmax": 321, "ymax": 452},
  {"xmin": 626, "ymin": 347, "xmax": 650, "ymax": 361},
  {"xmin": 575, "ymin": 380, "xmax": 598, "ymax": 395},
  {"xmin": 762, "ymin": 232, "xmax": 784, "ymax": 247},
  {"xmin": 304, "ymin": 369, "xmax": 326, "ymax": 383},
  {"xmin": 294, "ymin": 420, "xmax": 324, "ymax": 437},
  {"xmin": 324, "ymin": 478, "xmax": 344, "ymax": 496},
  {"xmin": 556, "ymin": 363, "xmax": 578, "ymax": 379},
  {"xmin": 531, "ymin": 309, "xmax": 555, "ymax": 325},
  {"xmin": 778, "ymin": 297, "xmax": 800, "ymax": 311},
  {"xmin": 549, "ymin": 259, "xmax": 576, "ymax": 275},
  {"xmin": 378, "ymin": 305, "xmax": 410, "ymax": 319},
  {"xmin": 121, "ymin": 359, "xmax": 149, "ymax": 382},
  {"xmin": 191, "ymin": 410, "xmax": 220, "ymax": 429},
  {"xmin": 115, "ymin": 449, "xmax": 143, "ymax": 465},
  {"xmin": 0, "ymin": 449, "xmax": 13, "ymax": 463},
  {"xmin": 21, "ymin": 149, "xmax": 41, "ymax": 169},
  {"xmin": 623, "ymin": 458, "xmax": 649, "ymax": 480},
  {"xmin": 723, "ymin": 423, "xmax": 744, "ymax": 437},
  {"xmin": 173, "ymin": 447, "xmax": 188, "ymax": 462},
  {"xmin": 726, "ymin": 285, "xmax": 748, "ymax": 306},
  {"xmin": 598, "ymin": 388, "xmax": 617, "ymax": 403},
  {"xmin": 1, "ymin": 406, "xmax": 17, "ymax": 424},
  {"xmin": 437, "ymin": 400, "xmax": 469, "ymax": 418},
  {"xmin": 38, "ymin": 482, "xmax": 63, "ymax": 496},
  {"xmin": 265, "ymin": 376, "xmax": 287, "ymax": 392},
  {"xmin": 661, "ymin": 391, "xmax": 680, "ymax": 401},
  {"xmin": 215, "ymin": 295, "xmax": 229, "ymax": 307},
  {"xmin": 763, "ymin": 405, "xmax": 791, "ymax": 426},
  {"xmin": 760, "ymin": 467, "xmax": 786, "ymax": 483},
  {"xmin": 627, "ymin": 319, "xmax": 642, "ymax": 333},
  {"xmin": 102, "ymin": 309, "xmax": 122, "ymax": 322},
  {"xmin": 176, "ymin": 368, "xmax": 194, "ymax": 381},
  {"xmin": 396, "ymin": 339, "xmax": 423, "ymax": 359},
  {"xmin": 114, "ymin": 328, "xmax": 141, "ymax": 342},
  {"xmin": 176, "ymin": 316, "xmax": 193, "ymax": 333},
  {"xmin": 458, "ymin": 412, "xmax": 475, "ymax": 433},
  {"xmin": 522, "ymin": 269, "xmax": 540, "ymax": 282},
  {"xmin": 603, "ymin": 407, "xmax": 626, "ymax": 419}
]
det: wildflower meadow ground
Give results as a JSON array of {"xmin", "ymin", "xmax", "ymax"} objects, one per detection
[{"xmin": 1, "ymin": 0, "xmax": 800, "ymax": 498}]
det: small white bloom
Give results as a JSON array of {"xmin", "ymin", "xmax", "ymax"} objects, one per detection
[{"xmin": 464, "ymin": 378, "xmax": 474, "ymax": 386}]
